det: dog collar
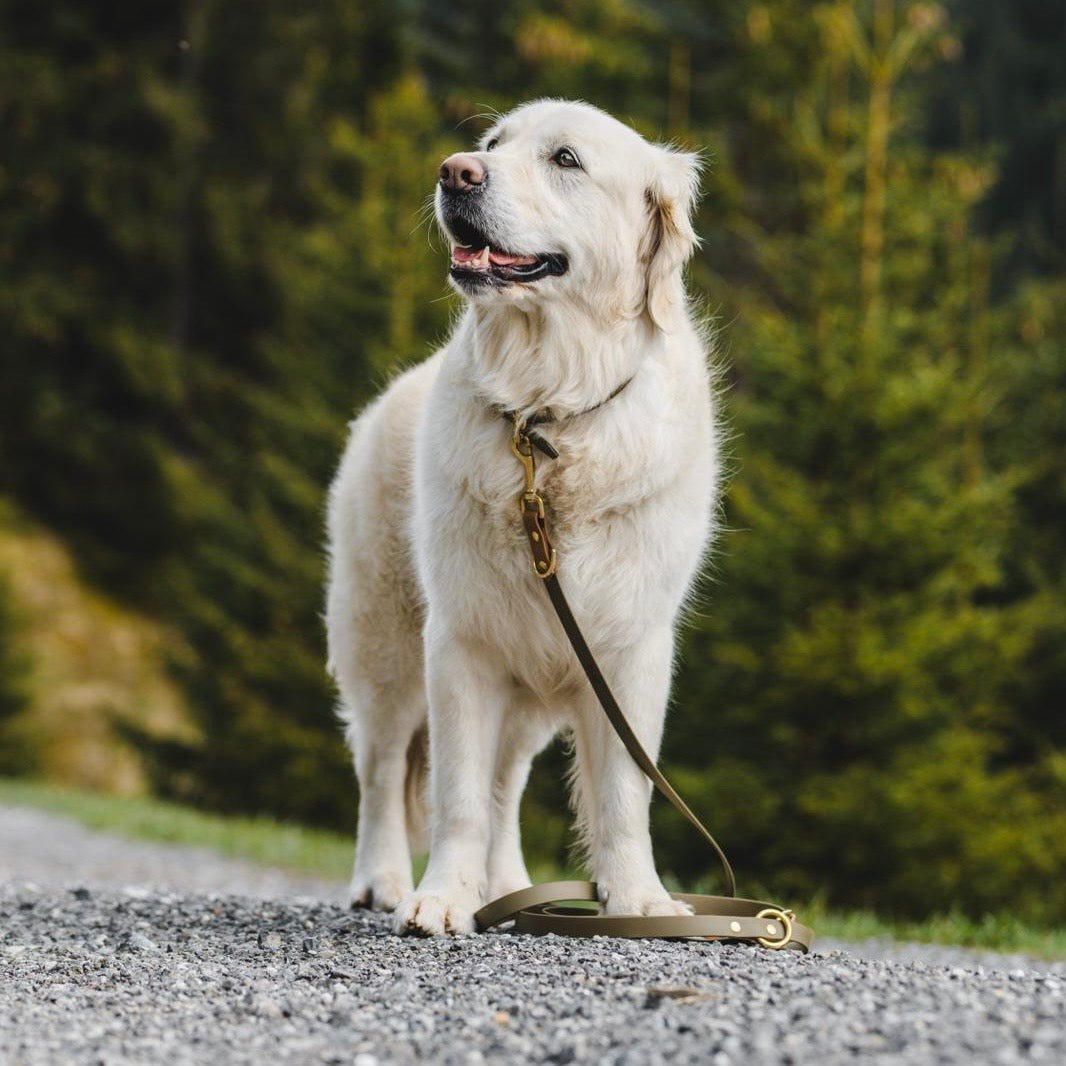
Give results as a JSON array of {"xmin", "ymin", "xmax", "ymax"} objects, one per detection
[{"xmin": 496, "ymin": 373, "xmax": 636, "ymax": 459}]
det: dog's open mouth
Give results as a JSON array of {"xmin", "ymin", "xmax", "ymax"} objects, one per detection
[{"xmin": 445, "ymin": 217, "xmax": 567, "ymax": 286}]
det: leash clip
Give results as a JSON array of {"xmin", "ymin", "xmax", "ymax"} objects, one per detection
[
  {"xmin": 511, "ymin": 425, "xmax": 539, "ymax": 504},
  {"xmin": 512, "ymin": 417, "xmax": 558, "ymax": 578}
]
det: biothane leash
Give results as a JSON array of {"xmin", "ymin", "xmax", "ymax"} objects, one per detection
[{"xmin": 471, "ymin": 414, "xmax": 813, "ymax": 952}]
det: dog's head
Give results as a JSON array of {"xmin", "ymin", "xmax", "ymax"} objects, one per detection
[{"xmin": 435, "ymin": 100, "xmax": 701, "ymax": 329}]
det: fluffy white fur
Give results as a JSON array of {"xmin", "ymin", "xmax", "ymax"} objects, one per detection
[{"xmin": 326, "ymin": 100, "xmax": 718, "ymax": 935}]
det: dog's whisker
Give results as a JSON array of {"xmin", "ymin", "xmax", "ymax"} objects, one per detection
[
  {"xmin": 457, "ymin": 107, "xmax": 501, "ymax": 131},
  {"xmin": 410, "ymin": 212, "xmax": 436, "ymax": 239}
]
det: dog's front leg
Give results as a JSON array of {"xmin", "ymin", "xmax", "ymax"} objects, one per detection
[
  {"xmin": 574, "ymin": 625, "xmax": 693, "ymax": 918},
  {"xmin": 393, "ymin": 631, "xmax": 505, "ymax": 935},
  {"xmin": 487, "ymin": 713, "xmax": 556, "ymax": 900}
]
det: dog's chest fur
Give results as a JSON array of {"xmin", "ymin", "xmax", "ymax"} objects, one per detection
[{"xmin": 412, "ymin": 344, "xmax": 714, "ymax": 699}]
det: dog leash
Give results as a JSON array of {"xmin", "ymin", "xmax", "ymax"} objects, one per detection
[{"xmin": 472, "ymin": 418, "xmax": 812, "ymax": 952}]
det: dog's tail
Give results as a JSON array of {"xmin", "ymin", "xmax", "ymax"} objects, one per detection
[{"xmin": 404, "ymin": 723, "xmax": 429, "ymax": 854}]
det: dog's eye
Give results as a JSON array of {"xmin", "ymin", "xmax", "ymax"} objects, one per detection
[
  {"xmin": 552, "ymin": 147, "xmax": 581, "ymax": 169},
  {"xmin": 485, "ymin": 138, "xmax": 499, "ymax": 151}
]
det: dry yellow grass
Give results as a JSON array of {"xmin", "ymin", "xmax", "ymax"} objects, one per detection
[{"xmin": 0, "ymin": 498, "xmax": 195, "ymax": 794}]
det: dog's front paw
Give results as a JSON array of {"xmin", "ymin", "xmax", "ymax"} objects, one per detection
[
  {"xmin": 600, "ymin": 885, "xmax": 694, "ymax": 918},
  {"xmin": 393, "ymin": 891, "xmax": 477, "ymax": 936}
]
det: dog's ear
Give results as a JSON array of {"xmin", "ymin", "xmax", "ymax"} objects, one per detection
[{"xmin": 640, "ymin": 147, "xmax": 702, "ymax": 330}]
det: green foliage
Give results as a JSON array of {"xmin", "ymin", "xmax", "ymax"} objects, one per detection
[
  {"xmin": 934, "ymin": 1, "xmax": 1066, "ymax": 275},
  {"xmin": 1, "ymin": 0, "xmax": 1064, "ymax": 920},
  {"xmin": 655, "ymin": 0, "xmax": 1066, "ymax": 919}
]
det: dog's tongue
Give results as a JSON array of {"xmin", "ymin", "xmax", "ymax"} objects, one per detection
[
  {"xmin": 489, "ymin": 250, "xmax": 538, "ymax": 266},
  {"xmin": 452, "ymin": 245, "xmax": 538, "ymax": 267}
]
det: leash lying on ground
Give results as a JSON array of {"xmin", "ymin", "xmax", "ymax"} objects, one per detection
[{"xmin": 473, "ymin": 418, "xmax": 813, "ymax": 952}]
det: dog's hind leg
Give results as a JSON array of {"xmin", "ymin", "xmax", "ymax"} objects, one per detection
[
  {"xmin": 343, "ymin": 684, "xmax": 425, "ymax": 912},
  {"xmin": 486, "ymin": 713, "xmax": 556, "ymax": 901}
]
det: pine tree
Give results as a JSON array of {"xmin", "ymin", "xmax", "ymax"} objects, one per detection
[{"xmin": 662, "ymin": 0, "xmax": 1066, "ymax": 917}]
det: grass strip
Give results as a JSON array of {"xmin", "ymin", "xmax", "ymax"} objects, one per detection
[
  {"xmin": 2, "ymin": 776, "xmax": 1063, "ymax": 958},
  {"xmin": 799, "ymin": 900, "xmax": 1066, "ymax": 959}
]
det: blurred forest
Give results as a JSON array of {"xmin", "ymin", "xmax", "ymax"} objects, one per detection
[{"xmin": 1, "ymin": 0, "xmax": 1064, "ymax": 920}]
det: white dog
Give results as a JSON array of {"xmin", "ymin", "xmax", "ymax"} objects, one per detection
[{"xmin": 326, "ymin": 99, "xmax": 718, "ymax": 935}]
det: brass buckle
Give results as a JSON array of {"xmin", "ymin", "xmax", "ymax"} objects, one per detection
[{"xmin": 755, "ymin": 907, "xmax": 794, "ymax": 950}]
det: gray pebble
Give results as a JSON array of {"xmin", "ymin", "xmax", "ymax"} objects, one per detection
[
  {"xmin": 258, "ymin": 930, "xmax": 283, "ymax": 950},
  {"xmin": 118, "ymin": 930, "xmax": 162, "ymax": 954}
]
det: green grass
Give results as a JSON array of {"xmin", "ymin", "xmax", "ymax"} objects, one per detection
[
  {"xmin": 3, "ymin": 776, "xmax": 1064, "ymax": 958},
  {"xmin": 658, "ymin": 872, "xmax": 1066, "ymax": 959},
  {"xmin": 802, "ymin": 900, "xmax": 1066, "ymax": 959}
]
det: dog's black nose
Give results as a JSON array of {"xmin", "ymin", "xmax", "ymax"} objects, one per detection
[{"xmin": 439, "ymin": 153, "xmax": 486, "ymax": 192}]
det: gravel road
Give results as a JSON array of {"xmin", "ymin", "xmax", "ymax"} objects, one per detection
[
  {"xmin": 1, "ymin": 804, "xmax": 1063, "ymax": 1065},
  {"xmin": 0, "ymin": 805, "xmax": 345, "ymax": 903}
]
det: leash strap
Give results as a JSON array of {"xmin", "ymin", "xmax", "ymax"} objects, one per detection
[
  {"xmin": 476, "ymin": 881, "xmax": 812, "ymax": 950},
  {"xmin": 541, "ymin": 570, "xmax": 736, "ymax": 896},
  {"xmin": 474, "ymin": 423, "xmax": 812, "ymax": 951}
]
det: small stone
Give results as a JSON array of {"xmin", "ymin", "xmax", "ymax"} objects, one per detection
[
  {"xmin": 119, "ymin": 931, "xmax": 161, "ymax": 954},
  {"xmin": 251, "ymin": 995, "xmax": 284, "ymax": 1019},
  {"xmin": 644, "ymin": 986, "xmax": 709, "ymax": 1007}
]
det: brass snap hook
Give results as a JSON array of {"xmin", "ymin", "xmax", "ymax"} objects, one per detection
[{"xmin": 511, "ymin": 418, "xmax": 538, "ymax": 503}]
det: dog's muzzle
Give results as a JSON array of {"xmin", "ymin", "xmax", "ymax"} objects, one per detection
[{"xmin": 436, "ymin": 154, "xmax": 568, "ymax": 288}]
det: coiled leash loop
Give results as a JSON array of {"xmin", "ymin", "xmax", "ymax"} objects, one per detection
[{"xmin": 473, "ymin": 419, "xmax": 813, "ymax": 952}]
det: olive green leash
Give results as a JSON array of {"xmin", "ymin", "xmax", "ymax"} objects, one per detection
[{"xmin": 472, "ymin": 419, "xmax": 813, "ymax": 952}]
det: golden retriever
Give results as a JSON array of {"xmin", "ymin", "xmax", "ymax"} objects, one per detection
[{"xmin": 326, "ymin": 99, "xmax": 717, "ymax": 935}]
